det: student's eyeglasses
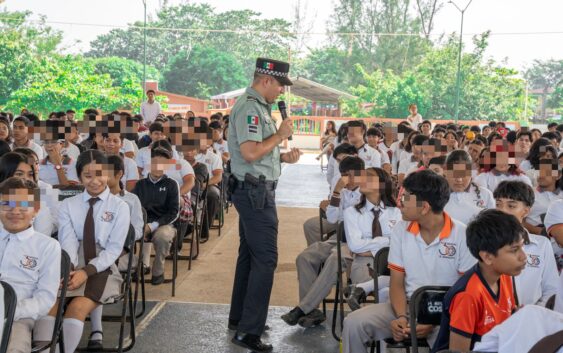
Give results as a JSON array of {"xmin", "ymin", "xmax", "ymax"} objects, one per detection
[{"xmin": 0, "ymin": 200, "xmax": 35, "ymax": 211}]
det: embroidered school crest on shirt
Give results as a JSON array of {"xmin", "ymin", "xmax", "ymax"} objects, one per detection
[
  {"xmin": 439, "ymin": 242, "xmax": 457, "ymax": 258},
  {"xmin": 527, "ymin": 254, "xmax": 541, "ymax": 267},
  {"xmin": 101, "ymin": 211, "xmax": 115, "ymax": 222},
  {"xmin": 20, "ymin": 255, "xmax": 38, "ymax": 270}
]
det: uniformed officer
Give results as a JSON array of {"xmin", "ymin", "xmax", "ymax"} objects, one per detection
[{"xmin": 228, "ymin": 58, "xmax": 300, "ymax": 352}]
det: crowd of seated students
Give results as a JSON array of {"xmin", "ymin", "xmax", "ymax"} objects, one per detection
[
  {"xmin": 0, "ymin": 108, "xmax": 230, "ymax": 352},
  {"xmin": 289, "ymin": 118, "xmax": 563, "ymax": 352}
]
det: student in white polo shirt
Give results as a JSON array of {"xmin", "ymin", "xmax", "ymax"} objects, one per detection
[
  {"xmin": 39, "ymin": 139, "xmax": 79, "ymax": 186},
  {"xmin": 11, "ymin": 116, "xmax": 44, "ymax": 160},
  {"xmin": 493, "ymin": 180, "xmax": 558, "ymax": 306},
  {"xmin": 444, "ymin": 150, "xmax": 495, "ymax": 225},
  {"xmin": 136, "ymin": 122, "xmax": 180, "ymax": 177},
  {"xmin": 347, "ymin": 120, "xmax": 382, "ymax": 168},
  {"xmin": 0, "ymin": 177, "xmax": 61, "ymax": 353},
  {"xmin": 103, "ymin": 132, "xmax": 139, "ymax": 192},
  {"xmin": 524, "ymin": 158, "xmax": 563, "ymax": 235},
  {"xmin": 544, "ymin": 198, "xmax": 563, "ymax": 270},
  {"xmin": 341, "ymin": 170, "xmax": 476, "ymax": 353}
]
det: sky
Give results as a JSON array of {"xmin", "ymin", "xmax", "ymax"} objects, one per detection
[{"xmin": 3, "ymin": 0, "xmax": 563, "ymax": 71}]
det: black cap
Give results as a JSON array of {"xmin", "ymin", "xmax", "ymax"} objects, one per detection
[{"xmin": 255, "ymin": 57, "xmax": 293, "ymax": 86}]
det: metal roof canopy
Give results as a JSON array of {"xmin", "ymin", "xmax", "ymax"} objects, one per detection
[{"xmin": 210, "ymin": 77, "xmax": 355, "ymax": 103}]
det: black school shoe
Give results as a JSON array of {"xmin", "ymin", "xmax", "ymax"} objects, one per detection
[
  {"xmin": 87, "ymin": 331, "xmax": 103, "ymax": 350},
  {"xmin": 231, "ymin": 332, "xmax": 273, "ymax": 353},
  {"xmin": 297, "ymin": 309, "xmax": 326, "ymax": 328},
  {"xmin": 281, "ymin": 306, "xmax": 305, "ymax": 326},
  {"xmin": 346, "ymin": 285, "xmax": 367, "ymax": 311}
]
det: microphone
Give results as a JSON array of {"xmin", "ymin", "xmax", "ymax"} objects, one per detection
[{"xmin": 277, "ymin": 100, "xmax": 292, "ymax": 141}]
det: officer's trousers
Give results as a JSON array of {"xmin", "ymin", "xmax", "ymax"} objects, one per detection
[{"xmin": 229, "ymin": 186, "xmax": 278, "ymax": 336}]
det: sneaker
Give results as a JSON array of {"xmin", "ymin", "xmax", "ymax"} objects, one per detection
[
  {"xmin": 346, "ymin": 285, "xmax": 367, "ymax": 311},
  {"xmin": 281, "ymin": 307, "xmax": 305, "ymax": 326},
  {"xmin": 298, "ymin": 309, "xmax": 326, "ymax": 328},
  {"xmin": 151, "ymin": 274, "xmax": 165, "ymax": 285}
]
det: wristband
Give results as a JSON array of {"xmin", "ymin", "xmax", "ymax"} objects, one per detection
[{"xmin": 396, "ymin": 314, "xmax": 409, "ymax": 321}]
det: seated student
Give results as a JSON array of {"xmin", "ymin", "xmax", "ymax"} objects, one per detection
[
  {"xmin": 493, "ymin": 181, "xmax": 558, "ymax": 306},
  {"xmin": 326, "ymin": 123, "xmax": 349, "ymax": 184},
  {"xmin": 443, "ymin": 150, "xmax": 495, "ymax": 225},
  {"xmin": 398, "ymin": 133, "xmax": 427, "ymax": 185},
  {"xmin": 397, "ymin": 130, "xmax": 419, "ymax": 167},
  {"xmin": 415, "ymin": 137, "xmax": 446, "ymax": 174},
  {"xmin": 87, "ymin": 154, "xmax": 144, "ymax": 349},
  {"xmin": 13, "ymin": 147, "xmax": 60, "ymax": 234},
  {"xmin": 0, "ymin": 177, "xmax": 61, "ymax": 353},
  {"xmin": 366, "ymin": 127, "xmax": 391, "ymax": 174},
  {"xmin": 341, "ymin": 170, "xmax": 476, "ymax": 353},
  {"xmin": 347, "ymin": 120, "xmax": 382, "ymax": 169},
  {"xmin": 431, "ymin": 209, "xmax": 526, "ymax": 353},
  {"xmin": 39, "ymin": 138, "xmax": 79, "ymax": 186},
  {"xmin": 419, "ymin": 120, "xmax": 432, "ymax": 137},
  {"xmin": 523, "ymin": 138, "xmax": 558, "ymax": 187},
  {"xmin": 524, "ymin": 159, "xmax": 563, "ymax": 235},
  {"xmin": 61, "ymin": 121, "xmax": 81, "ymax": 161},
  {"xmin": 132, "ymin": 147, "xmax": 180, "ymax": 285},
  {"xmin": 474, "ymin": 139, "xmax": 532, "ymax": 192},
  {"xmin": 302, "ymin": 143, "xmax": 358, "ymax": 246},
  {"xmin": 136, "ymin": 122, "xmax": 180, "ymax": 177},
  {"xmin": 210, "ymin": 120, "xmax": 230, "ymax": 164},
  {"xmin": 0, "ymin": 152, "xmax": 57, "ymax": 237},
  {"xmin": 11, "ymin": 115, "xmax": 44, "ymax": 159},
  {"xmin": 36, "ymin": 150, "xmax": 130, "ymax": 353},
  {"xmin": 103, "ymin": 132, "xmax": 139, "ymax": 192},
  {"xmin": 427, "ymin": 155, "xmax": 447, "ymax": 176},
  {"xmin": 545, "ymin": 199, "xmax": 563, "ymax": 270},
  {"xmin": 282, "ymin": 167, "xmax": 399, "ymax": 329},
  {"xmin": 467, "ymin": 138, "xmax": 486, "ymax": 178}
]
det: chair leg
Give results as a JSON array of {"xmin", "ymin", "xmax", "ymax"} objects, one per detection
[{"xmin": 331, "ymin": 278, "xmax": 340, "ymax": 341}]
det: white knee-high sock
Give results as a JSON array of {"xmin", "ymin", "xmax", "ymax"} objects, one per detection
[
  {"xmin": 142, "ymin": 243, "xmax": 152, "ymax": 268},
  {"xmin": 89, "ymin": 306, "xmax": 104, "ymax": 341},
  {"xmin": 33, "ymin": 316, "xmax": 56, "ymax": 353},
  {"xmin": 62, "ymin": 318, "xmax": 84, "ymax": 353}
]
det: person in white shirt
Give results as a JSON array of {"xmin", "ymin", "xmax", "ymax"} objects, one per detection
[
  {"xmin": 398, "ymin": 134, "xmax": 428, "ymax": 185},
  {"xmin": 209, "ymin": 120, "xmax": 230, "ymax": 164},
  {"xmin": 11, "ymin": 116, "xmax": 44, "ymax": 159},
  {"xmin": 366, "ymin": 127, "xmax": 391, "ymax": 174},
  {"xmin": 39, "ymin": 139, "xmax": 79, "ymax": 186},
  {"xmin": 195, "ymin": 144, "xmax": 223, "ymax": 240},
  {"xmin": 493, "ymin": 180, "xmax": 558, "ymax": 306},
  {"xmin": 0, "ymin": 177, "xmax": 61, "ymax": 353},
  {"xmin": 88, "ymin": 154, "xmax": 145, "ymax": 348},
  {"xmin": 341, "ymin": 170, "xmax": 476, "ymax": 353},
  {"xmin": 0, "ymin": 152, "xmax": 58, "ymax": 237},
  {"xmin": 544, "ymin": 199, "xmax": 563, "ymax": 270},
  {"xmin": 522, "ymin": 139, "xmax": 558, "ymax": 187},
  {"xmin": 474, "ymin": 139, "xmax": 532, "ymax": 192},
  {"xmin": 104, "ymin": 132, "xmax": 139, "ymax": 192},
  {"xmin": 136, "ymin": 123, "xmax": 180, "ymax": 177},
  {"xmin": 41, "ymin": 150, "xmax": 130, "ymax": 353},
  {"xmin": 406, "ymin": 104, "xmax": 423, "ymax": 129},
  {"xmin": 524, "ymin": 158, "xmax": 563, "ymax": 235},
  {"xmin": 326, "ymin": 124, "xmax": 349, "ymax": 184},
  {"xmin": 140, "ymin": 89, "xmax": 161, "ymax": 125},
  {"xmin": 443, "ymin": 150, "xmax": 495, "ymax": 225},
  {"xmin": 347, "ymin": 120, "xmax": 382, "ymax": 169}
]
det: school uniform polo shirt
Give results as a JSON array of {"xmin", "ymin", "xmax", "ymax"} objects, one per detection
[
  {"xmin": 343, "ymin": 200, "xmax": 402, "ymax": 256},
  {"xmin": 527, "ymin": 189, "xmax": 563, "ymax": 226},
  {"xmin": 38, "ymin": 158, "xmax": 79, "ymax": 186},
  {"xmin": 136, "ymin": 146, "xmax": 181, "ymax": 177},
  {"xmin": 444, "ymin": 184, "xmax": 495, "ymax": 225},
  {"xmin": 121, "ymin": 156, "xmax": 140, "ymax": 186},
  {"xmin": 545, "ymin": 199, "xmax": 563, "ymax": 269},
  {"xmin": 473, "ymin": 171, "xmax": 532, "ymax": 194},
  {"xmin": 0, "ymin": 226, "xmax": 61, "ymax": 320},
  {"xmin": 357, "ymin": 144, "xmax": 382, "ymax": 168},
  {"xmin": 388, "ymin": 213, "xmax": 476, "ymax": 298},
  {"xmin": 326, "ymin": 188, "xmax": 361, "ymax": 224},
  {"xmin": 213, "ymin": 140, "xmax": 229, "ymax": 155},
  {"xmin": 195, "ymin": 148, "xmax": 223, "ymax": 174},
  {"xmin": 11, "ymin": 139, "xmax": 44, "ymax": 160},
  {"xmin": 515, "ymin": 233, "xmax": 559, "ymax": 305},
  {"xmin": 431, "ymin": 264, "xmax": 516, "ymax": 353}
]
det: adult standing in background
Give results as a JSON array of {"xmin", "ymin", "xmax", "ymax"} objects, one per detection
[
  {"xmin": 406, "ymin": 103, "xmax": 423, "ymax": 129},
  {"xmin": 140, "ymin": 89, "xmax": 161, "ymax": 126},
  {"xmin": 227, "ymin": 58, "xmax": 300, "ymax": 352}
]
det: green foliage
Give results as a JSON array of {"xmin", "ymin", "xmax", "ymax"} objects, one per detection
[
  {"xmin": 4, "ymin": 55, "xmax": 142, "ymax": 115},
  {"xmin": 89, "ymin": 56, "xmax": 160, "ymax": 87},
  {"xmin": 161, "ymin": 46, "xmax": 247, "ymax": 99}
]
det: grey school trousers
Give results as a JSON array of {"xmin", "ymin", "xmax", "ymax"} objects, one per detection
[
  {"xmin": 296, "ymin": 240, "xmax": 372, "ymax": 314},
  {"xmin": 303, "ymin": 216, "xmax": 337, "ymax": 247},
  {"xmin": 342, "ymin": 302, "xmax": 439, "ymax": 353}
]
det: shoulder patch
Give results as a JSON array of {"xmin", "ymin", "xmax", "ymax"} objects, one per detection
[{"xmin": 246, "ymin": 96, "xmax": 258, "ymax": 102}]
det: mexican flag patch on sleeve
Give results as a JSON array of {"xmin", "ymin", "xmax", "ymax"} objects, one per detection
[{"xmin": 247, "ymin": 115, "xmax": 259, "ymax": 125}]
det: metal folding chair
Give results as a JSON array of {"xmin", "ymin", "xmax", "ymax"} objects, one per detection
[
  {"xmin": 330, "ymin": 222, "xmax": 346, "ymax": 341},
  {"xmin": 32, "ymin": 250, "xmax": 71, "ymax": 353},
  {"xmin": 0, "ymin": 282, "xmax": 17, "ymax": 353}
]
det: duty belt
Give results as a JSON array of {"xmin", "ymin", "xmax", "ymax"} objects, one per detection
[{"xmin": 235, "ymin": 179, "xmax": 278, "ymax": 191}]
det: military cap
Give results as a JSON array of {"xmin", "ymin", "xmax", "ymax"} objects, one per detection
[{"xmin": 255, "ymin": 57, "xmax": 293, "ymax": 86}]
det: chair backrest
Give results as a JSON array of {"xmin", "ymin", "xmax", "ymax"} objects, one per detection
[
  {"xmin": 53, "ymin": 184, "xmax": 85, "ymax": 201},
  {"xmin": 50, "ymin": 250, "xmax": 71, "ymax": 349},
  {"xmin": 337, "ymin": 221, "xmax": 347, "ymax": 244},
  {"xmin": 410, "ymin": 286, "xmax": 450, "ymax": 325},
  {"xmin": 0, "ymin": 281, "xmax": 16, "ymax": 353},
  {"xmin": 374, "ymin": 247, "xmax": 390, "ymax": 277},
  {"xmin": 141, "ymin": 207, "xmax": 147, "ymax": 226}
]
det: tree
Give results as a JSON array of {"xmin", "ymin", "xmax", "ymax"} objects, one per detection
[
  {"xmin": 161, "ymin": 46, "xmax": 247, "ymax": 99},
  {"xmin": 415, "ymin": 0, "xmax": 444, "ymax": 39},
  {"xmin": 525, "ymin": 59, "xmax": 563, "ymax": 118},
  {"xmin": 4, "ymin": 56, "xmax": 142, "ymax": 115},
  {"xmin": 89, "ymin": 57, "xmax": 160, "ymax": 87}
]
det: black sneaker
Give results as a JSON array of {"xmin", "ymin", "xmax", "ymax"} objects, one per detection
[
  {"xmin": 281, "ymin": 307, "xmax": 305, "ymax": 326},
  {"xmin": 231, "ymin": 332, "xmax": 273, "ymax": 353},
  {"xmin": 143, "ymin": 265, "xmax": 151, "ymax": 275},
  {"xmin": 298, "ymin": 309, "xmax": 326, "ymax": 328},
  {"xmin": 346, "ymin": 285, "xmax": 367, "ymax": 311}
]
